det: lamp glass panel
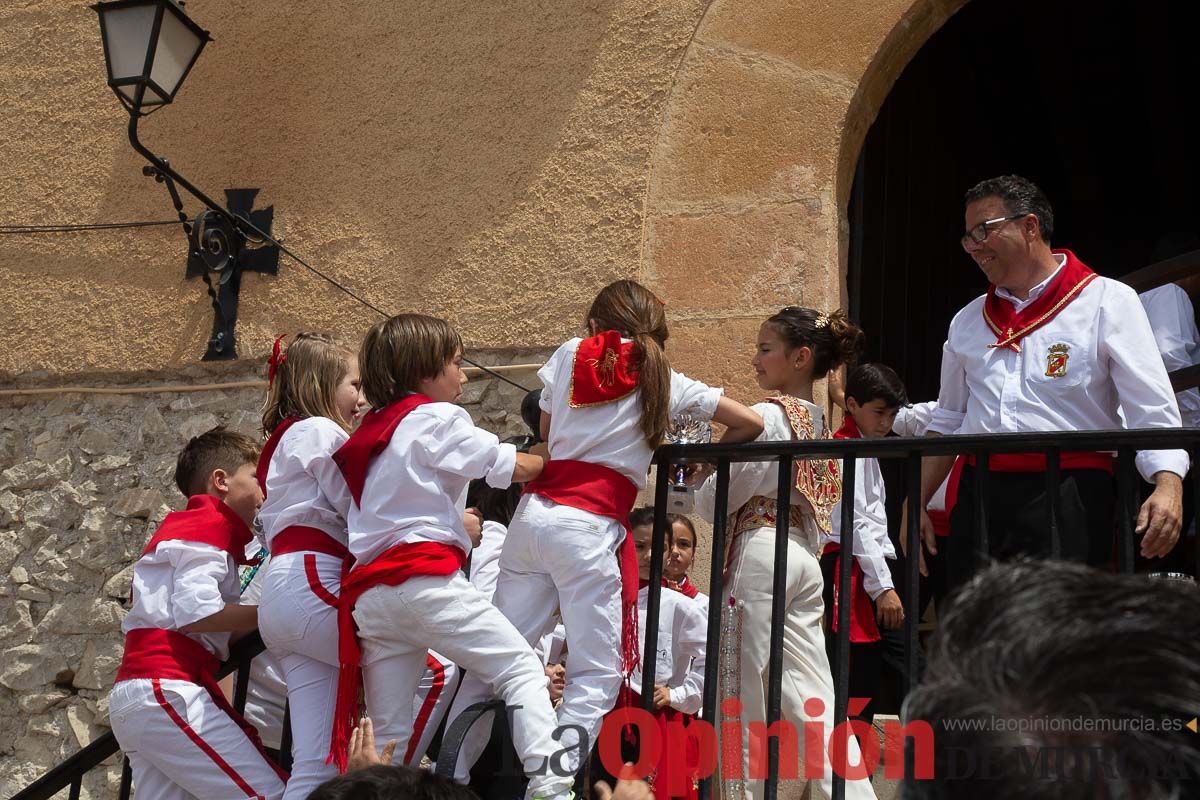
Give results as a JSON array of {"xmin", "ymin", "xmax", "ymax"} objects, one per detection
[
  {"xmin": 149, "ymin": 7, "xmax": 202, "ymax": 98},
  {"xmin": 101, "ymin": 4, "xmax": 158, "ymax": 82}
]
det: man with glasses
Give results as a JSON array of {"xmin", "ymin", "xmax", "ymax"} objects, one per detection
[{"xmin": 906, "ymin": 175, "xmax": 1187, "ymax": 588}]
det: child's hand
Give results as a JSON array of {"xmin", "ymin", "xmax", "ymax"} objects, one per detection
[
  {"xmin": 463, "ymin": 508, "xmax": 484, "ymax": 549},
  {"xmin": 875, "ymin": 589, "xmax": 904, "ymax": 630},
  {"xmin": 347, "ymin": 716, "xmax": 397, "ymax": 772},
  {"xmin": 594, "ymin": 767, "xmax": 652, "ymax": 800},
  {"xmin": 652, "ymin": 684, "xmax": 672, "ymax": 710}
]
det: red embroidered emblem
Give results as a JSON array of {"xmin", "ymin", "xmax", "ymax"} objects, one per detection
[{"xmin": 568, "ymin": 331, "xmax": 639, "ymax": 407}]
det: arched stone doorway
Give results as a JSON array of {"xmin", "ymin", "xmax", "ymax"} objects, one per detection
[{"xmin": 849, "ymin": 0, "xmax": 1200, "ymax": 401}]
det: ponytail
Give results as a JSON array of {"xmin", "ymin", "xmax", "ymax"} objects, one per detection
[{"xmin": 587, "ymin": 280, "xmax": 671, "ymax": 448}]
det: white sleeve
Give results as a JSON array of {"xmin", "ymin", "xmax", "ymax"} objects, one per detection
[
  {"xmin": 469, "ymin": 522, "xmax": 506, "ymax": 602},
  {"xmin": 928, "ymin": 313, "xmax": 969, "ymax": 435},
  {"xmin": 1101, "ymin": 284, "xmax": 1189, "ymax": 481},
  {"xmin": 892, "ymin": 401, "xmax": 937, "ymax": 437},
  {"xmin": 296, "ymin": 420, "xmax": 354, "ymax": 521},
  {"xmin": 668, "ymin": 600, "xmax": 707, "ymax": 714},
  {"xmin": 166, "ymin": 542, "xmax": 232, "ymax": 628},
  {"xmin": 695, "ymin": 404, "xmax": 777, "ymax": 522},
  {"xmin": 538, "ymin": 340, "xmax": 576, "ymax": 413},
  {"xmin": 837, "ymin": 458, "xmax": 893, "ymax": 599},
  {"xmin": 669, "ymin": 370, "xmax": 724, "ymax": 421},
  {"xmin": 1142, "ymin": 286, "xmax": 1200, "ymax": 374},
  {"xmin": 416, "ymin": 409, "xmax": 518, "ymax": 489}
]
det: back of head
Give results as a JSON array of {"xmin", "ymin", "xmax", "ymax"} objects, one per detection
[
  {"xmin": 465, "ymin": 477, "xmax": 522, "ymax": 527},
  {"xmin": 308, "ymin": 765, "xmax": 479, "ymax": 800},
  {"xmin": 360, "ymin": 313, "xmax": 462, "ymax": 409},
  {"xmin": 261, "ymin": 332, "xmax": 356, "ymax": 434},
  {"xmin": 521, "ymin": 388, "xmax": 543, "ymax": 440},
  {"xmin": 903, "ymin": 560, "xmax": 1200, "ymax": 800},
  {"xmin": 174, "ymin": 426, "xmax": 260, "ymax": 497},
  {"xmin": 586, "ymin": 280, "xmax": 671, "ymax": 448},
  {"xmin": 964, "ymin": 174, "xmax": 1055, "ymax": 243},
  {"xmin": 845, "ymin": 362, "xmax": 907, "ymax": 409},
  {"xmin": 630, "ymin": 505, "xmax": 657, "ymax": 530},
  {"xmin": 765, "ymin": 307, "xmax": 864, "ymax": 379}
]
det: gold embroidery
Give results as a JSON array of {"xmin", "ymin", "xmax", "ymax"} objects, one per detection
[
  {"xmin": 1045, "ymin": 342, "xmax": 1069, "ymax": 378},
  {"xmin": 587, "ymin": 348, "xmax": 620, "ymax": 387},
  {"xmin": 727, "ymin": 494, "xmax": 807, "ymax": 537},
  {"xmin": 983, "ymin": 273, "xmax": 1098, "ymax": 352}
]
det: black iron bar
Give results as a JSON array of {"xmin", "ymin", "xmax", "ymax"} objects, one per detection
[
  {"xmin": 904, "ymin": 453, "xmax": 921, "ymax": 697},
  {"xmin": 118, "ymin": 757, "xmax": 132, "ymax": 800},
  {"xmin": 1046, "ymin": 447, "xmax": 1061, "ymax": 559},
  {"xmin": 1117, "ymin": 448, "xmax": 1136, "ymax": 574},
  {"xmin": 1193, "ymin": 445, "xmax": 1200, "ymax": 578},
  {"xmin": 973, "ymin": 451, "xmax": 989, "ymax": 573},
  {"xmin": 765, "ymin": 456, "xmax": 794, "ymax": 800},
  {"xmin": 641, "ymin": 465, "xmax": 671, "ymax": 707},
  {"xmin": 279, "ymin": 701, "xmax": 294, "ymax": 772},
  {"xmin": 832, "ymin": 452, "xmax": 857, "ymax": 800},
  {"xmin": 67, "ymin": 775, "xmax": 81, "ymax": 800},
  {"xmin": 698, "ymin": 458, "xmax": 730, "ymax": 800},
  {"xmin": 233, "ymin": 660, "xmax": 251, "ymax": 713}
]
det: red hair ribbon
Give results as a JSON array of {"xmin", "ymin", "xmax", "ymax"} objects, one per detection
[{"xmin": 268, "ymin": 335, "xmax": 287, "ymax": 385}]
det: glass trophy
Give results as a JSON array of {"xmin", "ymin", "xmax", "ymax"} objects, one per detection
[{"xmin": 664, "ymin": 413, "xmax": 712, "ymax": 514}]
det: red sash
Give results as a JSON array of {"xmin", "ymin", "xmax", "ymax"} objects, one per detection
[
  {"xmin": 142, "ymin": 495, "xmax": 257, "ymax": 567},
  {"xmin": 256, "ymin": 416, "xmax": 302, "ymax": 494},
  {"xmin": 664, "ymin": 575, "xmax": 699, "ymax": 600},
  {"xmin": 115, "ymin": 627, "xmax": 288, "ymax": 782},
  {"xmin": 569, "ymin": 330, "xmax": 640, "ymax": 408},
  {"xmin": 333, "ymin": 394, "xmax": 433, "ymax": 506},
  {"xmin": 271, "ymin": 525, "xmax": 351, "ymax": 561},
  {"xmin": 525, "ymin": 459, "xmax": 641, "ymax": 677},
  {"xmin": 605, "ymin": 689, "xmax": 700, "ymax": 800},
  {"xmin": 927, "ymin": 457, "xmax": 965, "ymax": 537},
  {"xmin": 822, "ymin": 543, "xmax": 881, "ymax": 644},
  {"xmin": 982, "ymin": 249, "xmax": 1098, "ymax": 353},
  {"xmin": 328, "ymin": 541, "xmax": 466, "ymax": 772},
  {"xmin": 965, "ymin": 451, "xmax": 1114, "ymax": 474}
]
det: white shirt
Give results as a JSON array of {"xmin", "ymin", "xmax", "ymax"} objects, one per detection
[
  {"xmin": 259, "ymin": 417, "xmax": 353, "ymax": 549},
  {"xmin": 822, "ymin": 453, "xmax": 895, "ymax": 599},
  {"xmin": 695, "ymin": 400, "xmax": 826, "ymax": 526},
  {"xmin": 347, "ymin": 403, "xmax": 516, "ymax": 566},
  {"xmin": 539, "ymin": 337, "xmax": 723, "ymax": 488},
  {"xmin": 122, "ymin": 540, "xmax": 239, "ymax": 660},
  {"xmin": 892, "ymin": 400, "xmax": 951, "ymax": 512},
  {"xmin": 630, "ymin": 585, "xmax": 706, "ymax": 714},
  {"xmin": 1139, "ymin": 284, "xmax": 1200, "ymax": 428},
  {"xmin": 469, "ymin": 520, "xmax": 507, "ymax": 602},
  {"xmin": 928, "ymin": 261, "xmax": 1188, "ymax": 482}
]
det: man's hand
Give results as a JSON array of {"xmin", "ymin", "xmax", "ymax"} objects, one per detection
[
  {"xmin": 464, "ymin": 508, "xmax": 484, "ymax": 549},
  {"xmin": 898, "ymin": 499, "xmax": 934, "ymax": 576},
  {"xmin": 652, "ymin": 684, "xmax": 672, "ymax": 710},
  {"xmin": 874, "ymin": 588, "xmax": 904, "ymax": 630},
  {"xmin": 1136, "ymin": 471, "xmax": 1183, "ymax": 558},
  {"xmin": 347, "ymin": 716, "xmax": 397, "ymax": 772},
  {"xmin": 594, "ymin": 768, "xmax": 653, "ymax": 800}
]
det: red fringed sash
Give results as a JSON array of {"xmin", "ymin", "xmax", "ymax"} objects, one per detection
[{"xmin": 982, "ymin": 249, "xmax": 1097, "ymax": 353}]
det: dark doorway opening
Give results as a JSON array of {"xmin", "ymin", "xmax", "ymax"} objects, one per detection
[{"xmin": 848, "ymin": 0, "xmax": 1200, "ymax": 402}]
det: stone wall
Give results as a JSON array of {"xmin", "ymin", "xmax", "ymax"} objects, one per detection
[{"xmin": 0, "ymin": 352, "xmax": 546, "ymax": 798}]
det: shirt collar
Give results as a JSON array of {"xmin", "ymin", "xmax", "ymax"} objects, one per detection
[{"xmin": 995, "ymin": 253, "xmax": 1066, "ymax": 311}]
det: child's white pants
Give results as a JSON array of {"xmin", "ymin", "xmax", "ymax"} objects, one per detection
[
  {"xmin": 723, "ymin": 526, "xmax": 877, "ymax": 800},
  {"xmin": 446, "ymin": 494, "xmax": 625, "ymax": 784},
  {"xmin": 108, "ymin": 678, "xmax": 286, "ymax": 800},
  {"xmin": 405, "ymin": 650, "xmax": 462, "ymax": 765},
  {"xmin": 355, "ymin": 570, "xmax": 573, "ymax": 800},
  {"xmin": 259, "ymin": 550, "xmax": 343, "ymax": 800}
]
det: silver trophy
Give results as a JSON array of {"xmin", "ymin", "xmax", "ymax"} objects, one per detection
[{"xmin": 664, "ymin": 413, "xmax": 712, "ymax": 513}]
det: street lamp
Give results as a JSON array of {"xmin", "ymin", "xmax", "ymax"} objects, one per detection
[{"xmin": 91, "ymin": 0, "xmax": 278, "ymax": 361}]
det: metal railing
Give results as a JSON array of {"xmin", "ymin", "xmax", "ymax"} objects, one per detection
[
  {"xmin": 641, "ymin": 427, "xmax": 1200, "ymax": 800},
  {"xmin": 15, "ymin": 427, "xmax": 1200, "ymax": 799}
]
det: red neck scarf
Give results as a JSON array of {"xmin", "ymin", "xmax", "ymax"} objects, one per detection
[
  {"xmin": 568, "ymin": 330, "xmax": 640, "ymax": 408},
  {"xmin": 333, "ymin": 394, "xmax": 432, "ymax": 506},
  {"xmin": 142, "ymin": 495, "xmax": 256, "ymax": 566},
  {"xmin": 664, "ymin": 575, "xmax": 700, "ymax": 599},
  {"xmin": 833, "ymin": 415, "xmax": 861, "ymax": 440},
  {"xmin": 525, "ymin": 460, "xmax": 641, "ymax": 677},
  {"xmin": 982, "ymin": 249, "xmax": 1098, "ymax": 353},
  {"xmin": 256, "ymin": 416, "xmax": 302, "ymax": 494}
]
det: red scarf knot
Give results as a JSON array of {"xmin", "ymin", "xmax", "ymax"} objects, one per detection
[
  {"xmin": 333, "ymin": 394, "xmax": 433, "ymax": 507},
  {"xmin": 569, "ymin": 331, "xmax": 640, "ymax": 408},
  {"xmin": 982, "ymin": 249, "xmax": 1097, "ymax": 353}
]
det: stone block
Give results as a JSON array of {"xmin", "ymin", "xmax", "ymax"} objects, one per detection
[
  {"xmin": 15, "ymin": 584, "xmax": 51, "ymax": 603},
  {"xmin": 0, "ymin": 491, "xmax": 22, "ymax": 526},
  {"xmin": 37, "ymin": 596, "xmax": 124, "ymax": 636},
  {"xmin": 112, "ymin": 487, "xmax": 166, "ymax": 520},
  {"xmin": 0, "ymin": 456, "xmax": 71, "ymax": 492},
  {"xmin": 102, "ymin": 564, "xmax": 134, "ymax": 599},
  {"xmin": 0, "ymin": 599, "xmax": 34, "ymax": 644},
  {"xmin": 76, "ymin": 428, "xmax": 117, "ymax": 455},
  {"xmin": 11, "ymin": 565, "xmax": 29, "ymax": 584},
  {"xmin": 178, "ymin": 413, "xmax": 221, "ymax": 443},
  {"xmin": 137, "ymin": 405, "xmax": 171, "ymax": 448},
  {"xmin": 73, "ymin": 638, "xmax": 123, "ymax": 691},
  {"xmin": 0, "ymin": 644, "xmax": 70, "ymax": 691},
  {"xmin": 16, "ymin": 690, "xmax": 70, "ymax": 716},
  {"xmin": 89, "ymin": 455, "xmax": 130, "ymax": 473}
]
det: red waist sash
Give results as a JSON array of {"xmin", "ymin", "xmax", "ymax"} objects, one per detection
[
  {"xmin": 966, "ymin": 451, "xmax": 1113, "ymax": 474},
  {"xmin": 821, "ymin": 543, "xmax": 880, "ymax": 644},
  {"xmin": 115, "ymin": 628, "xmax": 288, "ymax": 781},
  {"xmin": 271, "ymin": 525, "xmax": 352, "ymax": 561},
  {"xmin": 328, "ymin": 540, "xmax": 466, "ymax": 772},
  {"xmin": 525, "ymin": 459, "xmax": 641, "ymax": 678}
]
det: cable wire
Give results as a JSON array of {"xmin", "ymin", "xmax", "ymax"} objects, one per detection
[{"xmin": 0, "ymin": 219, "xmax": 182, "ymax": 234}]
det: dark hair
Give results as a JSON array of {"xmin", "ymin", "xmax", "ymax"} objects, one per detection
[
  {"xmin": 465, "ymin": 478, "xmax": 522, "ymax": 527},
  {"xmin": 667, "ymin": 512, "xmax": 699, "ymax": 547},
  {"xmin": 173, "ymin": 426, "xmax": 260, "ymax": 497},
  {"xmin": 765, "ymin": 307, "xmax": 864, "ymax": 379},
  {"xmin": 845, "ymin": 363, "xmax": 907, "ymax": 409},
  {"xmin": 902, "ymin": 560, "xmax": 1200, "ymax": 800},
  {"xmin": 964, "ymin": 175, "xmax": 1054, "ymax": 243},
  {"xmin": 521, "ymin": 389, "xmax": 543, "ymax": 441},
  {"xmin": 587, "ymin": 280, "xmax": 671, "ymax": 448},
  {"xmin": 629, "ymin": 505, "xmax": 657, "ymax": 531},
  {"xmin": 309, "ymin": 765, "xmax": 479, "ymax": 800},
  {"xmin": 359, "ymin": 314, "xmax": 462, "ymax": 408}
]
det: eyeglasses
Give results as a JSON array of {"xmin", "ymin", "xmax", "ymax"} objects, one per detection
[{"xmin": 960, "ymin": 214, "xmax": 1026, "ymax": 248}]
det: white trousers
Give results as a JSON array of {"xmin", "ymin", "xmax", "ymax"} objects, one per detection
[
  {"xmin": 406, "ymin": 649, "xmax": 462, "ymax": 765},
  {"xmin": 446, "ymin": 494, "xmax": 625, "ymax": 783},
  {"xmin": 108, "ymin": 678, "xmax": 286, "ymax": 800},
  {"xmin": 258, "ymin": 551, "xmax": 342, "ymax": 800},
  {"xmin": 722, "ymin": 526, "xmax": 877, "ymax": 800},
  {"xmin": 355, "ymin": 570, "xmax": 573, "ymax": 799}
]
